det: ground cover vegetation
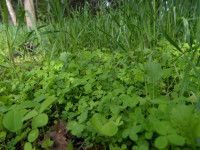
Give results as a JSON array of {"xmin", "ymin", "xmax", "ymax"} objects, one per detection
[{"xmin": 0, "ymin": 0, "xmax": 200, "ymax": 149}]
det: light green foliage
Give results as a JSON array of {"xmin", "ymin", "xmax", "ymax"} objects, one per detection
[
  {"xmin": 67, "ymin": 121, "xmax": 85, "ymax": 137},
  {"xmin": 167, "ymin": 134, "xmax": 185, "ymax": 146},
  {"xmin": 155, "ymin": 136, "xmax": 168, "ymax": 149},
  {"xmin": 91, "ymin": 113, "xmax": 118, "ymax": 137},
  {"xmin": 0, "ymin": 46, "xmax": 200, "ymax": 149},
  {"xmin": 3, "ymin": 109, "xmax": 26, "ymax": 132},
  {"xmin": 0, "ymin": 0, "xmax": 200, "ymax": 149},
  {"xmin": 31, "ymin": 113, "xmax": 48, "ymax": 129},
  {"xmin": 24, "ymin": 142, "xmax": 33, "ymax": 150},
  {"xmin": 28, "ymin": 128, "xmax": 39, "ymax": 143},
  {"xmin": 39, "ymin": 96, "xmax": 56, "ymax": 113},
  {"xmin": 23, "ymin": 110, "xmax": 38, "ymax": 121}
]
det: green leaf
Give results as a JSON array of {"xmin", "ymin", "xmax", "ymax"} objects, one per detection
[
  {"xmin": 41, "ymin": 138, "xmax": 53, "ymax": 148},
  {"xmin": 170, "ymin": 105, "xmax": 193, "ymax": 123},
  {"xmin": 9, "ymin": 101, "xmax": 39, "ymax": 110},
  {"xmin": 129, "ymin": 132, "xmax": 138, "ymax": 141},
  {"xmin": 68, "ymin": 121, "xmax": 85, "ymax": 136},
  {"xmin": 128, "ymin": 126, "xmax": 141, "ymax": 141},
  {"xmin": 133, "ymin": 144, "xmax": 149, "ymax": 150},
  {"xmin": 100, "ymin": 121, "xmax": 118, "ymax": 136},
  {"xmin": 28, "ymin": 128, "xmax": 39, "ymax": 143},
  {"xmin": 39, "ymin": 96, "xmax": 56, "ymax": 113},
  {"xmin": 3, "ymin": 109, "xmax": 25, "ymax": 132},
  {"xmin": 145, "ymin": 132, "xmax": 153, "ymax": 140},
  {"xmin": 32, "ymin": 113, "xmax": 48, "ymax": 129},
  {"xmin": 91, "ymin": 113, "xmax": 106, "ymax": 131},
  {"xmin": 154, "ymin": 121, "xmax": 175, "ymax": 135},
  {"xmin": 24, "ymin": 142, "xmax": 33, "ymax": 150},
  {"xmin": 155, "ymin": 136, "xmax": 168, "ymax": 149},
  {"xmin": 167, "ymin": 134, "xmax": 185, "ymax": 146},
  {"xmin": 121, "ymin": 94, "xmax": 139, "ymax": 108},
  {"xmin": 0, "ymin": 131, "xmax": 6, "ymax": 141},
  {"xmin": 91, "ymin": 113, "xmax": 118, "ymax": 137},
  {"xmin": 23, "ymin": 110, "xmax": 38, "ymax": 121}
]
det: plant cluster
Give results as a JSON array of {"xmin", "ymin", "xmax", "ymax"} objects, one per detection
[
  {"xmin": 0, "ymin": 41, "xmax": 200, "ymax": 149},
  {"xmin": 0, "ymin": 1, "xmax": 200, "ymax": 149}
]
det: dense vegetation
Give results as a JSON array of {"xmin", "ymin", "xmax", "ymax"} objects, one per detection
[{"xmin": 0, "ymin": 0, "xmax": 200, "ymax": 149}]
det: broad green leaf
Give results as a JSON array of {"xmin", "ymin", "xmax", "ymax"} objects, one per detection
[
  {"xmin": 68, "ymin": 121, "xmax": 85, "ymax": 136},
  {"xmin": 100, "ymin": 121, "xmax": 118, "ymax": 136},
  {"xmin": 129, "ymin": 132, "xmax": 138, "ymax": 141},
  {"xmin": 23, "ymin": 110, "xmax": 38, "ymax": 121},
  {"xmin": 122, "ymin": 129, "xmax": 129, "ymax": 138},
  {"xmin": 3, "ymin": 109, "xmax": 25, "ymax": 132},
  {"xmin": 167, "ymin": 134, "xmax": 185, "ymax": 146},
  {"xmin": 9, "ymin": 101, "xmax": 39, "ymax": 110},
  {"xmin": 91, "ymin": 113, "xmax": 106, "ymax": 131},
  {"xmin": 24, "ymin": 142, "xmax": 33, "ymax": 150},
  {"xmin": 133, "ymin": 144, "xmax": 149, "ymax": 150},
  {"xmin": 77, "ymin": 111, "xmax": 88, "ymax": 123},
  {"xmin": 170, "ymin": 105, "xmax": 193, "ymax": 126},
  {"xmin": 28, "ymin": 128, "xmax": 39, "ymax": 143},
  {"xmin": 128, "ymin": 126, "xmax": 141, "ymax": 141},
  {"xmin": 155, "ymin": 136, "xmax": 168, "ymax": 149},
  {"xmin": 154, "ymin": 121, "xmax": 175, "ymax": 135},
  {"xmin": 91, "ymin": 113, "xmax": 118, "ymax": 137},
  {"xmin": 121, "ymin": 94, "xmax": 139, "ymax": 108},
  {"xmin": 32, "ymin": 113, "xmax": 48, "ymax": 129},
  {"xmin": 110, "ymin": 105, "xmax": 121, "ymax": 116},
  {"xmin": 39, "ymin": 96, "xmax": 56, "ymax": 113},
  {"xmin": 34, "ymin": 95, "xmax": 46, "ymax": 103}
]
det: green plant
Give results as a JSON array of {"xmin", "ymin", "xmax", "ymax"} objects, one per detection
[{"xmin": 0, "ymin": 1, "xmax": 200, "ymax": 149}]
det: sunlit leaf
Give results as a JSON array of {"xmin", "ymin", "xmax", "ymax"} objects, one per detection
[
  {"xmin": 3, "ymin": 109, "xmax": 25, "ymax": 132},
  {"xmin": 32, "ymin": 113, "xmax": 48, "ymax": 128},
  {"xmin": 155, "ymin": 136, "xmax": 168, "ymax": 149},
  {"xmin": 28, "ymin": 128, "xmax": 39, "ymax": 143}
]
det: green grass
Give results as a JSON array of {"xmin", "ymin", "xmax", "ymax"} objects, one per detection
[{"xmin": 0, "ymin": 1, "xmax": 200, "ymax": 149}]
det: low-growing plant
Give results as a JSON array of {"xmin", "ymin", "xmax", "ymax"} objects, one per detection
[{"xmin": 0, "ymin": 43, "xmax": 199, "ymax": 149}]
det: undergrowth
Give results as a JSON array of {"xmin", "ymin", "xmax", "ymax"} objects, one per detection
[
  {"xmin": 0, "ymin": 42, "xmax": 200, "ymax": 149},
  {"xmin": 0, "ymin": 0, "xmax": 200, "ymax": 149}
]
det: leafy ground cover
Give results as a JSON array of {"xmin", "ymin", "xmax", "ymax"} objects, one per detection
[
  {"xmin": 0, "ymin": 1, "xmax": 200, "ymax": 149},
  {"xmin": 0, "ymin": 40, "xmax": 200, "ymax": 149}
]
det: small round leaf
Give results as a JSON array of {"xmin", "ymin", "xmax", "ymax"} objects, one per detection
[
  {"xmin": 24, "ymin": 142, "xmax": 33, "ymax": 150},
  {"xmin": 167, "ymin": 134, "xmax": 185, "ymax": 146},
  {"xmin": 3, "ymin": 109, "xmax": 24, "ymax": 132},
  {"xmin": 155, "ymin": 136, "xmax": 168, "ymax": 149},
  {"xmin": 31, "ymin": 113, "xmax": 48, "ymax": 129},
  {"xmin": 100, "ymin": 121, "xmax": 118, "ymax": 137},
  {"xmin": 28, "ymin": 128, "xmax": 39, "ymax": 142}
]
